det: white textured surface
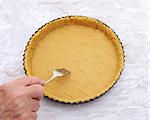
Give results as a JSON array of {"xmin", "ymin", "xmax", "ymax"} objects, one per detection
[{"xmin": 0, "ymin": 0, "xmax": 149, "ymax": 120}]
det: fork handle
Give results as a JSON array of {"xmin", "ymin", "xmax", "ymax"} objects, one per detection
[{"xmin": 44, "ymin": 76, "xmax": 56, "ymax": 85}]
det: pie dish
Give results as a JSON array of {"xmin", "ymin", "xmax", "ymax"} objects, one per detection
[{"xmin": 23, "ymin": 16, "xmax": 124, "ymax": 103}]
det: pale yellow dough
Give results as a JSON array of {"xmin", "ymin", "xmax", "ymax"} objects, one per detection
[{"xmin": 24, "ymin": 16, "xmax": 124, "ymax": 103}]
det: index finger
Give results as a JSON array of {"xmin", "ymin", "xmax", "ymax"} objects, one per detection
[{"xmin": 14, "ymin": 76, "xmax": 45, "ymax": 86}]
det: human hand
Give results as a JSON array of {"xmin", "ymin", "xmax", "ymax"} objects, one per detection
[{"xmin": 0, "ymin": 76, "xmax": 44, "ymax": 120}]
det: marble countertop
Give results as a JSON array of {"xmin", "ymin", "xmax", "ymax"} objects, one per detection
[{"xmin": 0, "ymin": 0, "xmax": 149, "ymax": 120}]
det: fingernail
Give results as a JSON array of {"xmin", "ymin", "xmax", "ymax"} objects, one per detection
[{"xmin": 41, "ymin": 81, "xmax": 45, "ymax": 85}]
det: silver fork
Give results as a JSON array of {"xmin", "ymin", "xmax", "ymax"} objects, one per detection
[{"xmin": 44, "ymin": 68, "xmax": 71, "ymax": 85}]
